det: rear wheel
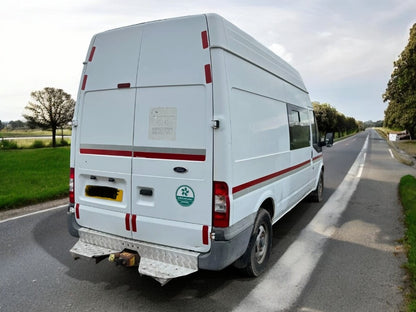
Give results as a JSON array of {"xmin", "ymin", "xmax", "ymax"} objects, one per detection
[{"xmin": 243, "ymin": 209, "xmax": 272, "ymax": 277}]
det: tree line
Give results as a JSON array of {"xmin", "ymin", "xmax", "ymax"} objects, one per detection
[{"xmin": 312, "ymin": 101, "xmax": 362, "ymax": 137}]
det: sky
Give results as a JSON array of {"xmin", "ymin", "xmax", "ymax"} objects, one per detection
[{"xmin": 1, "ymin": 0, "xmax": 415, "ymax": 122}]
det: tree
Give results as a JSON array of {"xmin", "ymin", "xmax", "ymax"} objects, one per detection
[
  {"xmin": 383, "ymin": 23, "xmax": 416, "ymax": 138},
  {"xmin": 335, "ymin": 112, "xmax": 347, "ymax": 137},
  {"xmin": 24, "ymin": 87, "xmax": 75, "ymax": 147},
  {"xmin": 312, "ymin": 101, "xmax": 337, "ymax": 134}
]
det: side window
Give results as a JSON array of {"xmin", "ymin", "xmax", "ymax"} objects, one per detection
[{"xmin": 287, "ymin": 104, "xmax": 310, "ymax": 150}]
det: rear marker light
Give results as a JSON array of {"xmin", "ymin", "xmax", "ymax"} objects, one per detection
[
  {"xmin": 81, "ymin": 75, "xmax": 88, "ymax": 90},
  {"xmin": 132, "ymin": 214, "xmax": 137, "ymax": 232},
  {"xmin": 202, "ymin": 225, "xmax": 209, "ymax": 245},
  {"xmin": 75, "ymin": 203, "xmax": 80, "ymax": 219},
  {"xmin": 69, "ymin": 167, "xmax": 75, "ymax": 204},
  {"xmin": 201, "ymin": 31, "xmax": 209, "ymax": 49},
  {"xmin": 125, "ymin": 214, "xmax": 131, "ymax": 231},
  {"xmin": 88, "ymin": 46, "xmax": 96, "ymax": 62},
  {"xmin": 117, "ymin": 83, "xmax": 131, "ymax": 89},
  {"xmin": 204, "ymin": 64, "xmax": 212, "ymax": 84},
  {"xmin": 213, "ymin": 182, "xmax": 230, "ymax": 228}
]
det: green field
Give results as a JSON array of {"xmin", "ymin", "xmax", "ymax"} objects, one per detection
[
  {"xmin": 0, "ymin": 147, "xmax": 70, "ymax": 210},
  {"xmin": 0, "ymin": 129, "xmax": 71, "ymax": 138}
]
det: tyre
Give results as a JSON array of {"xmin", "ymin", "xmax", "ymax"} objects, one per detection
[
  {"xmin": 243, "ymin": 209, "xmax": 272, "ymax": 277},
  {"xmin": 310, "ymin": 171, "xmax": 324, "ymax": 203}
]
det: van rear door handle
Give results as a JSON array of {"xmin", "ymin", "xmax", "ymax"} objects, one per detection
[{"xmin": 139, "ymin": 189, "xmax": 153, "ymax": 196}]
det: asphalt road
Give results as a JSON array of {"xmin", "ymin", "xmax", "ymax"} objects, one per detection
[{"xmin": 0, "ymin": 129, "xmax": 414, "ymax": 311}]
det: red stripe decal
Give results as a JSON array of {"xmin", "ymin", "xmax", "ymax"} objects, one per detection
[
  {"xmin": 81, "ymin": 75, "xmax": 88, "ymax": 90},
  {"xmin": 80, "ymin": 148, "xmax": 132, "ymax": 157},
  {"xmin": 134, "ymin": 151, "xmax": 205, "ymax": 161},
  {"xmin": 131, "ymin": 214, "xmax": 137, "ymax": 232},
  {"xmin": 313, "ymin": 154, "xmax": 323, "ymax": 161},
  {"xmin": 204, "ymin": 64, "xmax": 212, "ymax": 84},
  {"xmin": 202, "ymin": 225, "xmax": 209, "ymax": 245},
  {"xmin": 75, "ymin": 203, "xmax": 80, "ymax": 219},
  {"xmin": 232, "ymin": 160, "xmax": 311, "ymax": 194},
  {"xmin": 201, "ymin": 31, "xmax": 208, "ymax": 49},
  {"xmin": 125, "ymin": 213, "xmax": 131, "ymax": 231},
  {"xmin": 88, "ymin": 46, "xmax": 96, "ymax": 62}
]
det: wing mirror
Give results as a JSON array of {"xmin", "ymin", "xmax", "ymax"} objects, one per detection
[
  {"xmin": 319, "ymin": 132, "xmax": 334, "ymax": 147},
  {"xmin": 325, "ymin": 132, "xmax": 334, "ymax": 147}
]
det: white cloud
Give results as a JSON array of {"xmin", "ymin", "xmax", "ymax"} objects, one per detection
[{"xmin": 268, "ymin": 43, "xmax": 293, "ymax": 63}]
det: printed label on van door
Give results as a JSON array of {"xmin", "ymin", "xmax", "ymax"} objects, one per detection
[
  {"xmin": 176, "ymin": 185, "xmax": 195, "ymax": 207},
  {"xmin": 149, "ymin": 107, "xmax": 177, "ymax": 141}
]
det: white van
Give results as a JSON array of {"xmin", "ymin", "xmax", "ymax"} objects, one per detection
[{"xmin": 68, "ymin": 13, "xmax": 324, "ymax": 285}]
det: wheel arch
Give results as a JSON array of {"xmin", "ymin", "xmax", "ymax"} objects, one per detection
[{"xmin": 259, "ymin": 197, "xmax": 274, "ymax": 220}]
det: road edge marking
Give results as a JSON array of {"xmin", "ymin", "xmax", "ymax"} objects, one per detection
[{"xmin": 0, "ymin": 204, "xmax": 67, "ymax": 224}]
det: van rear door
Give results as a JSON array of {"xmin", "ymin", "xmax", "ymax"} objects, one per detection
[
  {"xmin": 75, "ymin": 26, "xmax": 142, "ymax": 237},
  {"xmin": 131, "ymin": 16, "xmax": 213, "ymax": 253}
]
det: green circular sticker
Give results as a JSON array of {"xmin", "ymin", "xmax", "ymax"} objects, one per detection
[{"xmin": 176, "ymin": 185, "xmax": 195, "ymax": 207}]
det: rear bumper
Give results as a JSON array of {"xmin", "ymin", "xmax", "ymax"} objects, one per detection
[
  {"xmin": 199, "ymin": 212, "xmax": 255, "ymax": 271},
  {"xmin": 70, "ymin": 227, "xmax": 199, "ymax": 285},
  {"xmin": 68, "ymin": 211, "xmax": 255, "ymax": 283}
]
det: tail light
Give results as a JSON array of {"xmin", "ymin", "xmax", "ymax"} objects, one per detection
[
  {"xmin": 69, "ymin": 167, "xmax": 75, "ymax": 204},
  {"xmin": 213, "ymin": 181, "xmax": 230, "ymax": 227}
]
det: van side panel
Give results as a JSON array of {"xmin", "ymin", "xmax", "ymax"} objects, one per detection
[
  {"xmin": 221, "ymin": 51, "xmax": 298, "ymax": 225},
  {"xmin": 208, "ymin": 14, "xmax": 318, "ymax": 228}
]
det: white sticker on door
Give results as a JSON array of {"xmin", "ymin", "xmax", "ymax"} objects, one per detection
[{"xmin": 149, "ymin": 107, "xmax": 177, "ymax": 141}]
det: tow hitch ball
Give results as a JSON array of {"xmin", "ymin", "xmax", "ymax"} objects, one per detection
[{"xmin": 108, "ymin": 252, "xmax": 139, "ymax": 267}]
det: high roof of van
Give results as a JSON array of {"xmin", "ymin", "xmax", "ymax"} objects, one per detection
[
  {"xmin": 94, "ymin": 13, "xmax": 308, "ymax": 93},
  {"xmin": 205, "ymin": 13, "xmax": 307, "ymax": 93}
]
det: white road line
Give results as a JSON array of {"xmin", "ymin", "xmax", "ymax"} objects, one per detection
[
  {"xmin": 0, "ymin": 205, "xmax": 67, "ymax": 224},
  {"xmin": 389, "ymin": 149, "xmax": 394, "ymax": 159},
  {"xmin": 233, "ymin": 135, "xmax": 369, "ymax": 312}
]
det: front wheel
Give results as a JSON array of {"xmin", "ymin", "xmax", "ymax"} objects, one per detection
[
  {"xmin": 243, "ymin": 209, "xmax": 272, "ymax": 277},
  {"xmin": 310, "ymin": 171, "xmax": 324, "ymax": 203}
]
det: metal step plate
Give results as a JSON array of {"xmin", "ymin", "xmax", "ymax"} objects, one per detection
[{"xmin": 70, "ymin": 228, "xmax": 199, "ymax": 284}]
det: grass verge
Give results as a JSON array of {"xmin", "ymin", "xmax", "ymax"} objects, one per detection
[
  {"xmin": 400, "ymin": 175, "xmax": 416, "ymax": 311},
  {"xmin": 0, "ymin": 147, "xmax": 70, "ymax": 210}
]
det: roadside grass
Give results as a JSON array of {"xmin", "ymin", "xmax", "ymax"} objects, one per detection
[
  {"xmin": 375, "ymin": 127, "xmax": 416, "ymax": 166},
  {"xmin": 0, "ymin": 147, "xmax": 70, "ymax": 210},
  {"xmin": 396, "ymin": 141, "xmax": 416, "ymax": 158},
  {"xmin": 0, "ymin": 138, "xmax": 71, "ymax": 149},
  {"xmin": 400, "ymin": 175, "xmax": 416, "ymax": 311},
  {"xmin": 375, "ymin": 127, "xmax": 416, "ymax": 156}
]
